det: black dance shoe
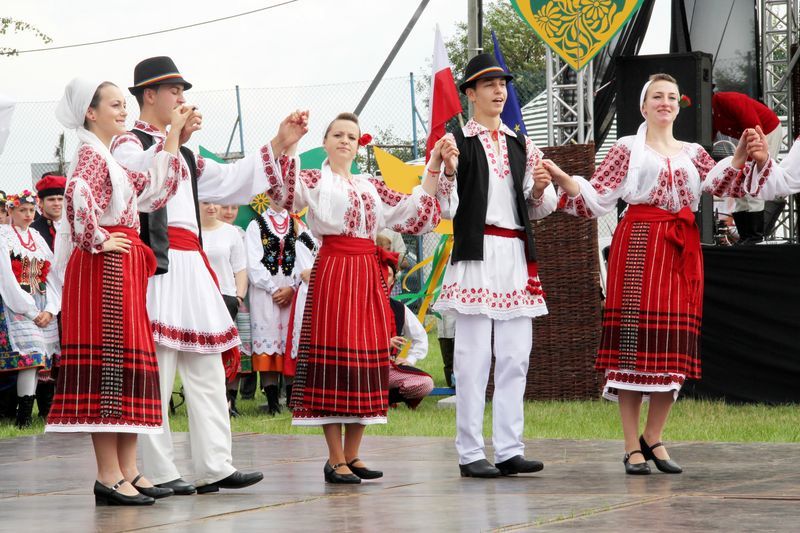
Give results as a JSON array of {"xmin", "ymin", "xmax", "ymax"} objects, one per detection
[
  {"xmin": 347, "ymin": 458, "xmax": 383, "ymax": 479},
  {"xmin": 324, "ymin": 462, "xmax": 361, "ymax": 484},
  {"xmin": 155, "ymin": 477, "xmax": 196, "ymax": 495},
  {"xmin": 640, "ymin": 435, "xmax": 683, "ymax": 474},
  {"xmin": 459, "ymin": 459, "xmax": 501, "ymax": 478},
  {"xmin": 495, "ymin": 455, "xmax": 544, "ymax": 476},
  {"xmin": 94, "ymin": 480, "xmax": 155, "ymax": 506},
  {"xmin": 131, "ymin": 474, "xmax": 173, "ymax": 499},
  {"xmin": 197, "ymin": 470, "xmax": 264, "ymax": 494},
  {"xmin": 623, "ymin": 451, "xmax": 651, "ymax": 475}
]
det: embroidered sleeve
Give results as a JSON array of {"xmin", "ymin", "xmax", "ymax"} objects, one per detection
[
  {"xmin": 126, "ymin": 151, "xmax": 184, "ymax": 213},
  {"xmin": 559, "ymin": 142, "xmax": 630, "ymax": 219},
  {"xmin": 0, "ymin": 240, "xmax": 38, "ymax": 317},
  {"xmin": 426, "ymin": 158, "xmax": 458, "ymax": 220},
  {"xmin": 110, "ymin": 132, "xmax": 155, "ymax": 173},
  {"xmin": 370, "ymin": 177, "xmax": 441, "ymax": 235},
  {"xmin": 522, "ymin": 136, "xmax": 557, "ymax": 219},
  {"xmin": 735, "ymin": 136, "xmax": 800, "ymax": 199},
  {"xmin": 196, "ymin": 142, "xmax": 285, "ymax": 206},
  {"xmin": 66, "ymin": 146, "xmax": 111, "ymax": 253}
]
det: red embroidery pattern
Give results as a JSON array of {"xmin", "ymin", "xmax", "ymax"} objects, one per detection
[
  {"xmin": 110, "ymin": 132, "xmax": 143, "ymax": 152},
  {"xmin": 691, "ymin": 146, "xmax": 717, "ymax": 181},
  {"xmin": 439, "ymin": 283, "xmax": 546, "ymax": 309},
  {"xmin": 438, "ymin": 172, "xmax": 455, "ymax": 197},
  {"xmin": 390, "ymin": 195, "xmax": 440, "ymax": 235},
  {"xmin": 362, "ymin": 192, "xmax": 377, "ymax": 237},
  {"xmin": 151, "ymin": 321, "xmax": 240, "ymax": 352},
  {"xmin": 195, "ymin": 154, "xmax": 206, "ymax": 177},
  {"xmin": 591, "ymin": 143, "xmax": 630, "ymax": 194},
  {"xmin": 342, "ymin": 188, "xmax": 362, "ymax": 237},
  {"xmin": 606, "ymin": 370, "xmax": 686, "ymax": 387},
  {"xmin": 707, "ymin": 166, "xmax": 746, "ymax": 197},
  {"xmin": 299, "ymin": 169, "xmax": 322, "ymax": 189},
  {"xmin": 370, "ymin": 178, "xmax": 405, "ymax": 207}
]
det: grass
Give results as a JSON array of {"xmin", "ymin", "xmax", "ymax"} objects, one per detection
[{"xmin": 3, "ymin": 332, "xmax": 799, "ymax": 443}]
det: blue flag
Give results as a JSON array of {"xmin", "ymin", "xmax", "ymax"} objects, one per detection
[{"xmin": 491, "ymin": 30, "xmax": 527, "ymax": 136}]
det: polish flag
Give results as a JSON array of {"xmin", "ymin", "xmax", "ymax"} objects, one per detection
[{"xmin": 425, "ymin": 25, "xmax": 462, "ymax": 162}]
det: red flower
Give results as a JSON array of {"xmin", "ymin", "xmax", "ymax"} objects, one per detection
[
  {"xmin": 679, "ymin": 95, "xmax": 692, "ymax": 108},
  {"xmin": 358, "ymin": 133, "xmax": 373, "ymax": 147}
]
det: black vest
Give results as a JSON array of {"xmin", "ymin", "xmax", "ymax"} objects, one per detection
[
  {"xmin": 30, "ymin": 215, "xmax": 55, "ymax": 252},
  {"xmin": 389, "ymin": 298, "xmax": 406, "ymax": 339},
  {"xmin": 451, "ymin": 128, "xmax": 536, "ymax": 263},
  {"xmin": 131, "ymin": 129, "xmax": 200, "ymax": 275}
]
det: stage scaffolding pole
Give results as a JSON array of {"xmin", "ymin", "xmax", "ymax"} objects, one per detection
[{"xmin": 544, "ymin": 51, "xmax": 593, "ymax": 147}]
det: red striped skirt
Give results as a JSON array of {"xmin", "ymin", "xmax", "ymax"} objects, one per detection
[
  {"xmin": 290, "ymin": 235, "xmax": 394, "ymax": 425},
  {"xmin": 46, "ymin": 226, "xmax": 163, "ymax": 433},
  {"xmin": 597, "ymin": 206, "xmax": 703, "ymax": 398}
]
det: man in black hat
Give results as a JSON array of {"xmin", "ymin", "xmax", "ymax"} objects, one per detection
[
  {"xmin": 112, "ymin": 56, "xmax": 307, "ymax": 495},
  {"xmin": 430, "ymin": 53, "xmax": 557, "ymax": 478}
]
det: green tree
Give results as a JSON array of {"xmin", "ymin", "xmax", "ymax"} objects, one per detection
[
  {"xmin": 418, "ymin": 1, "xmax": 547, "ymax": 110},
  {"xmin": 1, "ymin": 17, "xmax": 51, "ymax": 56}
]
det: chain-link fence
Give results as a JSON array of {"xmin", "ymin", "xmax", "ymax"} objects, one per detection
[{"xmin": 0, "ymin": 75, "xmax": 428, "ymax": 191}]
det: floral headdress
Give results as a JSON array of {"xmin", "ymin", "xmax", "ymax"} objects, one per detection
[{"xmin": 6, "ymin": 190, "xmax": 37, "ymax": 209}]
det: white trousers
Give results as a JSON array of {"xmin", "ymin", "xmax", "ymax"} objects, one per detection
[
  {"xmin": 140, "ymin": 346, "xmax": 236, "ymax": 486},
  {"xmin": 453, "ymin": 312, "xmax": 532, "ymax": 464}
]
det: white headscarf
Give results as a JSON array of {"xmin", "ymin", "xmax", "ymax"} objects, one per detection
[
  {"xmin": 627, "ymin": 78, "xmax": 681, "ymax": 185},
  {"xmin": 52, "ymin": 78, "xmax": 131, "ymax": 281}
]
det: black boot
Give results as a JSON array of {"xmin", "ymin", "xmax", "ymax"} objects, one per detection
[
  {"xmin": 439, "ymin": 337, "xmax": 455, "ymax": 388},
  {"xmin": 388, "ymin": 387, "xmax": 404, "ymax": 406},
  {"xmin": 0, "ymin": 386, "xmax": 18, "ymax": 420},
  {"xmin": 226, "ymin": 389, "xmax": 240, "ymax": 418},
  {"xmin": 285, "ymin": 384, "xmax": 293, "ymax": 407},
  {"xmin": 15, "ymin": 395, "xmax": 36, "ymax": 428},
  {"xmin": 732, "ymin": 211, "xmax": 750, "ymax": 244},
  {"xmin": 36, "ymin": 380, "xmax": 55, "ymax": 419},
  {"xmin": 239, "ymin": 373, "xmax": 257, "ymax": 400},
  {"xmin": 260, "ymin": 385, "xmax": 281, "ymax": 415},
  {"xmin": 747, "ymin": 211, "xmax": 765, "ymax": 244}
]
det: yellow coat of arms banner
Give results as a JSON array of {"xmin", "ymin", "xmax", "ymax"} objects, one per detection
[{"xmin": 509, "ymin": 0, "xmax": 644, "ymax": 71}]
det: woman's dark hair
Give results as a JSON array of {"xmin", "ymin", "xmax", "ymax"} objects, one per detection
[
  {"xmin": 83, "ymin": 81, "xmax": 118, "ymax": 129},
  {"xmin": 324, "ymin": 112, "xmax": 360, "ymax": 141}
]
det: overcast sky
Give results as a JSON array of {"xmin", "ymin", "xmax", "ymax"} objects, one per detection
[{"xmin": 1, "ymin": 0, "xmax": 670, "ymax": 191}]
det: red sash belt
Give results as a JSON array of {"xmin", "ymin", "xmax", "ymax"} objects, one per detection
[
  {"xmin": 103, "ymin": 225, "xmax": 156, "ymax": 276},
  {"xmin": 167, "ymin": 226, "xmax": 238, "ymax": 380},
  {"xmin": 167, "ymin": 226, "xmax": 220, "ymax": 287},
  {"xmin": 484, "ymin": 224, "xmax": 538, "ymax": 279},
  {"xmin": 320, "ymin": 235, "xmax": 398, "ymax": 279},
  {"xmin": 624, "ymin": 205, "xmax": 702, "ymax": 302}
]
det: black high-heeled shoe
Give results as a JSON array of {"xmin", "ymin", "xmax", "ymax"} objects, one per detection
[
  {"xmin": 323, "ymin": 462, "xmax": 361, "ymax": 484},
  {"xmin": 623, "ymin": 451, "xmax": 651, "ymax": 475},
  {"xmin": 347, "ymin": 457, "xmax": 383, "ymax": 480},
  {"xmin": 640, "ymin": 435, "xmax": 683, "ymax": 474},
  {"xmin": 94, "ymin": 479, "xmax": 156, "ymax": 506},
  {"xmin": 131, "ymin": 473, "xmax": 174, "ymax": 499}
]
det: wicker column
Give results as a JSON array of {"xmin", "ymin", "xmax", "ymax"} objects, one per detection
[{"xmin": 485, "ymin": 143, "xmax": 602, "ymax": 401}]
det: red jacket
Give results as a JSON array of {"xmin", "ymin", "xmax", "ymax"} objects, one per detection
[{"xmin": 712, "ymin": 92, "xmax": 780, "ymax": 138}]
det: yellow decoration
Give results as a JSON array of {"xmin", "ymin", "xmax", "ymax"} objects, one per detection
[
  {"xmin": 373, "ymin": 146, "xmax": 453, "ymax": 235},
  {"xmin": 510, "ymin": 0, "xmax": 644, "ymax": 71},
  {"xmin": 250, "ymin": 193, "xmax": 270, "ymax": 214}
]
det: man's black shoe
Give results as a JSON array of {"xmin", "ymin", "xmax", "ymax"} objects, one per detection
[
  {"xmin": 459, "ymin": 459, "xmax": 501, "ymax": 478},
  {"xmin": 495, "ymin": 455, "xmax": 544, "ymax": 476},
  {"xmin": 155, "ymin": 478, "xmax": 196, "ymax": 495},
  {"xmin": 196, "ymin": 470, "xmax": 264, "ymax": 494}
]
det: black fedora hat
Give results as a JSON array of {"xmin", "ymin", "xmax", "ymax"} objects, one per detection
[
  {"xmin": 129, "ymin": 56, "xmax": 192, "ymax": 95},
  {"xmin": 459, "ymin": 53, "xmax": 513, "ymax": 94}
]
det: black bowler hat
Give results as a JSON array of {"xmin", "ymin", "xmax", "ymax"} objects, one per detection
[
  {"xmin": 129, "ymin": 56, "xmax": 193, "ymax": 95},
  {"xmin": 459, "ymin": 53, "xmax": 514, "ymax": 94}
]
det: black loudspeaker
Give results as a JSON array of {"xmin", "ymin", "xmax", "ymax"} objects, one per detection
[{"xmin": 615, "ymin": 52, "xmax": 713, "ymax": 150}]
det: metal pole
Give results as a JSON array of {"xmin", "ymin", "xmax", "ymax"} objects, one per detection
[
  {"xmin": 235, "ymin": 85, "xmax": 245, "ymax": 155},
  {"xmin": 410, "ymin": 72, "xmax": 419, "ymax": 159},
  {"xmin": 354, "ymin": 0, "xmax": 430, "ymax": 115},
  {"xmin": 546, "ymin": 48, "xmax": 554, "ymax": 146},
  {"xmin": 467, "ymin": 0, "xmax": 482, "ymax": 116},
  {"xmin": 576, "ymin": 69, "xmax": 585, "ymax": 144}
]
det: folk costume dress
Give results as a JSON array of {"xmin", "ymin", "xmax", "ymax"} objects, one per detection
[
  {"xmin": 266, "ymin": 158, "xmax": 446, "ymax": 425},
  {"xmin": 0, "ymin": 225, "xmax": 60, "ymax": 375},
  {"xmin": 112, "ymin": 119, "xmax": 282, "ymax": 486},
  {"xmin": 283, "ymin": 230, "xmax": 318, "ymax": 378},
  {"xmin": 558, "ymin": 132, "xmax": 764, "ymax": 402},
  {"xmin": 431, "ymin": 118, "xmax": 558, "ymax": 466},
  {"xmin": 46, "ymin": 82, "xmax": 183, "ymax": 433},
  {"xmin": 246, "ymin": 208, "xmax": 315, "ymax": 373}
]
